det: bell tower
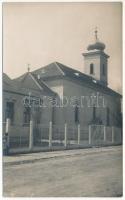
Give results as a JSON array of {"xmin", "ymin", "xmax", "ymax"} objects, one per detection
[{"xmin": 82, "ymin": 28, "xmax": 109, "ymax": 87}]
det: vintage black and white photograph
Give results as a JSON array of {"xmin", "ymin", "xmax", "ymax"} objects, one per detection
[{"xmin": 2, "ymin": 2, "xmax": 123, "ymax": 197}]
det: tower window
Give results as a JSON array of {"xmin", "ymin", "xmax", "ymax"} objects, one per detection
[
  {"xmin": 102, "ymin": 64, "xmax": 105, "ymax": 75},
  {"xmin": 90, "ymin": 63, "xmax": 94, "ymax": 74}
]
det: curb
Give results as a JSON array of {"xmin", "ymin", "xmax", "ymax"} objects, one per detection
[{"xmin": 3, "ymin": 145, "xmax": 122, "ymax": 167}]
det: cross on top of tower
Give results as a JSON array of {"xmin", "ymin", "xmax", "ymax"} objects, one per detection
[
  {"xmin": 27, "ymin": 63, "xmax": 30, "ymax": 72},
  {"xmin": 95, "ymin": 27, "xmax": 98, "ymax": 41}
]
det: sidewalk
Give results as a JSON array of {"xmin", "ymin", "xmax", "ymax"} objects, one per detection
[{"xmin": 3, "ymin": 145, "xmax": 121, "ymax": 167}]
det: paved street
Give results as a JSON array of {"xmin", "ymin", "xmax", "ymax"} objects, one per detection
[{"xmin": 3, "ymin": 146, "xmax": 122, "ymax": 197}]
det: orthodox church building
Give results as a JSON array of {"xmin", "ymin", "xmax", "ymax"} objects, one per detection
[{"xmin": 3, "ymin": 30, "xmax": 122, "ymax": 132}]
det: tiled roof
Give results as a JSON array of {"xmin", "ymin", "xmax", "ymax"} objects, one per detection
[
  {"xmin": 3, "ymin": 72, "xmax": 56, "ymax": 96},
  {"xmin": 3, "ymin": 73, "xmax": 19, "ymax": 93},
  {"xmin": 9, "ymin": 62, "xmax": 122, "ymax": 98},
  {"xmin": 32, "ymin": 62, "xmax": 122, "ymax": 98}
]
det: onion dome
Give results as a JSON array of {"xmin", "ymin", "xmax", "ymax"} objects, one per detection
[
  {"xmin": 87, "ymin": 28, "xmax": 106, "ymax": 51},
  {"xmin": 87, "ymin": 41, "xmax": 105, "ymax": 51}
]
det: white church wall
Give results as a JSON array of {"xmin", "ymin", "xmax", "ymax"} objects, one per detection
[
  {"xmin": 62, "ymin": 78, "xmax": 120, "ymax": 127},
  {"xmin": 45, "ymin": 79, "xmax": 64, "ymax": 98},
  {"xmin": 45, "ymin": 79, "xmax": 65, "ymax": 125}
]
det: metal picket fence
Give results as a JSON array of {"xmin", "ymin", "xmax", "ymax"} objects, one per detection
[
  {"xmin": 80, "ymin": 126, "xmax": 89, "ymax": 145},
  {"xmin": 52, "ymin": 124, "xmax": 65, "ymax": 146},
  {"xmin": 67, "ymin": 125, "xmax": 78, "ymax": 145},
  {"xmin": 33, "ymin": 124, "xmax": 49, "ymax": 147},
  {"xmin": 105, "ymin": 126, "xmax": 112, "ymax": 143},
  {"xmin": 91, "ymin": 125, "xmax": 105, "ymax": 145},
  {"xmin": 9, "ymin": 123, "xmax": 30, "ymax": 148},
  {"xmin": 3, "ymin": 118, "xmax": 122, "ymax": 153}
]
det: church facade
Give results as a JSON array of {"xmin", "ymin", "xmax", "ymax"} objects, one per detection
[{"xmin": 3, "ymin": 32, "xmax": 122, "ymax": 137}]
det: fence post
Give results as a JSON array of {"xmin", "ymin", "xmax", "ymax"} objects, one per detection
[
  {"xmin": 6, "ymin": 118, "xmax": 10, "ymax": 134},
  {"xmin": 78, "ymin": 124, "xmax": 80, "ymax": 145},
  {"xmin": 49, "ymin": 121, "xmax": 52, "ymax": 148},
  {"xmin": 64, "ymin": 123, "xmax": 67, "ymax": 148},
  {"xmin": 104, "ymin": 126, "xmax": 106, "ymax": 143},
  {"xmin": 29, "ymin": 120, "xmax": 33, "ymax": 150},
  {"xmin": 5, "ymin": 118, "xmax": 10, "ymax": 148},
  {"xmin": 112, "ymin": 126, "xmax": 114, "ymax": 143},
  {"xmin": 89, "ymin": 125, "xmax": 91, "ymax": 145}
]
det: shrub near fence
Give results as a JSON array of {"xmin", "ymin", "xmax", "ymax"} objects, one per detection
[{"xmin": 3, "ymin": 118, "xmax": 122, "ymax": 152}]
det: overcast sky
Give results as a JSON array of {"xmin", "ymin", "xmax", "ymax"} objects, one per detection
[{"xmin": 3, "ymin": 2, "xmax": 122, "ymax": 93}]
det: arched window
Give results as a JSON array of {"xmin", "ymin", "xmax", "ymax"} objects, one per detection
[
  {"xmin": 35, "ymin": 107, "xmax": 41, "ymax": 124},
  {"xmin": 52, "ymin": 97, "xmax": 56, "ymax": 125},
  {"xmin": 90, "ymin": 63, "xmax": 94, "ymax": 74},
  {"xmin": 107, "ymin": 107, "xmax": 110, "ymax": 126},
  {"xmin": 75, "ymin": 101, "xmax": 79, "ymax": 123},
  {"xmin": 102, "ymin": 64, "xmax": 105, "ymax": 75},
  {"xmin": 93, "ymin": 106, "xmax": 96, "ymax": 120},
  {"xmin": 23, "ymin": 107, "xmax": 31, "ymax": 124}
]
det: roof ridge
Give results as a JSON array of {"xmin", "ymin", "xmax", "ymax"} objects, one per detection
[
  {"xmin": 32, "ymin": 73, "xmax": 49, "ymax": 89},
  {"xmin": 55, "ymin": 61, "xmax": 85, "ymax": 73},
  {"xmin": 56, "ymin": 62, "xmax": 93, "ymax": 79},
  {"xmin": 54, "ymin": 62, "xmax": 65, "ymax": 75},
  {"xmin": 29, "ymin": 73, "xmax": 43, "ymax": 91},
  {"xmin": 31, "ymin": 73, "xmax": 56, "ymax": 95}
]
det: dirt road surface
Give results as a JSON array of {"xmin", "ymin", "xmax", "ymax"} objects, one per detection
[{"xmin": 3, "ymin": 146, "xmax": 122, "ymax": 197}]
